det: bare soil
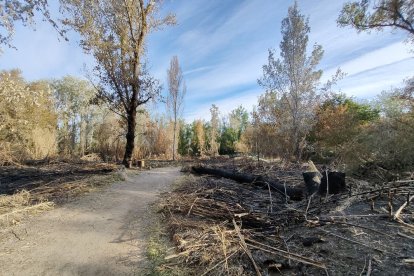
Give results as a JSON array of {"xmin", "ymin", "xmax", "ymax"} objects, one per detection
[{"xmin": 0, "ymin": 167, "xmax": 181, "ymax": 276}]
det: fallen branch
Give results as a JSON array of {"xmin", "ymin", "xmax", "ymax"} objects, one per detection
[
  {"xmin": 200, "ymin": 250, "xmax": 239, "ymax": 276},
  {"xmin": 192, "ymin": 166, "xmax": 303, "ymax": 200},
  {"xmin": 397, "ymin": 231, "xmax": 414, "ymax": 240},
  {"xmin": 233, "ymin": 219, "xmax": 262, "ymax": 276},
  {"xmin": 317, "ymin": 219, "xmax": 393, "ymax": 237},
  {"xmin": 245, "ymin": 238, "xmax": 326, "ymax": 269},
  {"xmin": 319, "ymin": 228, "xmax": 385, "ymax": 253},
  {"xmin": 366, "ymin": 258, "xmax": 372, "ymax": 276}
]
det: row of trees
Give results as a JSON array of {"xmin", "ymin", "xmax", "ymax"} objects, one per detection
[
  {"xmin": 0, "ymin": 70, "xmax": 183, "ymax": 164},
  {"xmin": 177, "ymin": 105, "xmax": 249, "ymax": 157},
  {"xmin": 1, "ymin": 0, "xmax": 413, "ymax": 176},
  {"xmin": 2, "ymin": 0, "xmax": 177, "ymax": 167}
]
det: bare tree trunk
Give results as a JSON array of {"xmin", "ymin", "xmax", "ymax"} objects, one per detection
[
  {"xmin": 79, "ymin": 114, "xmax": 86, "ymax": 156},
  {"xmin": 172, "ymin": 119, "xmax": 177, "ymax": 161},
  {"xmin": 123, "ymin": 108, "xmax": 137, "ymax": 167}
]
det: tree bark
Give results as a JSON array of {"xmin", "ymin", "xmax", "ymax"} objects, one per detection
[
  {"xmin": 123, "ymin": 108, "xmax": 137, "ymax": 167},
  {"xmin": 172, "ymin": 119, "xmax": 177, "ymax": 161}
]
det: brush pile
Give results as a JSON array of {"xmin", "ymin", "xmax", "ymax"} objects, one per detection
[{"xmin": 157, "ymin": 159, "xmax": 414, "ymax": 275}]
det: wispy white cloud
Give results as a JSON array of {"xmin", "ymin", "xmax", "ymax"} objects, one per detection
[
  {"xmin": 1, "ymin": 0, "xmax": 413, "ymax": 124},
  {"xmin": 338, "ymin": 42, "xmax": 412, "ymax": 78},
  {"xmin": 183, "ymin": 65, "xmax": 214, "ymax": 76},
  {"xmin": 185, "ymin": 50, "xmax": 267, "ymax": 100},
  {"xmin": 338, "ymin": 58, "xmax": 414, "ymax": 98},
  {"xmin": 1, "ymin": 18, "xmax": 92, "ymax": 80}
]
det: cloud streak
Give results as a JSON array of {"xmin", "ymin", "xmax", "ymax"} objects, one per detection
[{"xmin": 0, "ymin": 0, "xmax": 413, "ymax": 122}]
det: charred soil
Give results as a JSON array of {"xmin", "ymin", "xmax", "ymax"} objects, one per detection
[{"xmin": 155, "ymin": 157, "xmax": 414, "ymax": 275}]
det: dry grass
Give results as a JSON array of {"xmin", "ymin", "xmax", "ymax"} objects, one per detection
[
  {"xmin": 0, "ymin": 166, "xmax": 123, "ymax": 229},
  {"xmin": 0, "ymin": 190, "xmax": 54, "ymax": 227}
]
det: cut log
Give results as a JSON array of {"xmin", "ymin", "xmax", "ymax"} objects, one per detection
[
  {"xmin": 302, "ymin": 172, "xmax": 321, "ymax": 195},
  {"xmin": 302, "ymin": 161, "xmax": 347, "ymax": 195},
  {"xmin": 191, "ymin": 166, "xmax": 303, "ymax": 201},
  {"xmin": 302, "ymin": 161, "xmax": 322, "ymax": 195},
  {"xmin": 320, "ymin": 171, "xmax": 346, "ymax": 195}
]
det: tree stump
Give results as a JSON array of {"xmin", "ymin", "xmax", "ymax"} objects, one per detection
[{"xmin": 136, "ymin": 160, "xmax": 145, "ymax": 168}]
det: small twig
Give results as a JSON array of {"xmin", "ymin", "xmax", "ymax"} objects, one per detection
[
  {"xmin": 187, "ymin": 197, "xmax": 199, "ymax": 216},
  {"xmin": 246, "ymin": 238, "xmax": 326, "ymax": 269},
  {"xmin": 393, "ymin": 195, "xmax": 414, "ymax": 221},
  {"xmin": 397, "ymin": 231, "xmax": 414, "ymax": 240},
  {"xmin": 359, "ymin": 257, "xmax": 367, "ymax": 276},
  {"xmin": 318, "ymin": 219, "xmax": 393, "ymax": 237},
  {"xmin": 366, "ymin": 258, "xmax": 372, "ymax": 276},
  {"xmin": 232, "ymin": 219, "xmax": 262, "ymax": 276},
  {"xmin": 319, "ymin": 228, "xmax": 385, "ymax": 253},
  {"xmin": 11, "ymin": 229, "xmax": 22, "ymax": 241},
  {"xmin": 395, "ymin": 219, "xmax": 414, "ymax": 230},
  {"xmin": 305, "ymin": 194, "xmax": 313, "ymax": 222},
  {"xmin": 325, "ymin": 170, "xmax": 329, "ymax": 201},
  {"xmin": 218, "ymin": 227, "xmax": 229, "ymax": 272},
  {"xmin": 319, "ymin": 214, "xmax": 405, "ymax": 219},
  {"xmin": 402, "ymin": 259, "xmax": 414, "ymax": 265},
  {"xmin": 284, "ymin": 181, "xmax": 288, "ymax": 204},
  {"xmin": 387, "ymin": 190, "xmax": 393, "ymax": 217},
  {"xmin": 266, "ymin": 182, "xmax": 273, "ymax": 213},
  {"xmin": 200, "ymin": 250, "xmax": 238, "ymax": 276},
  {"xmin": 281, "ymin": 236, "xmax": 291, "ymax": 267}
]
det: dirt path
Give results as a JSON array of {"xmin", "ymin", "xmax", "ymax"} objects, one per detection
[{"xmin": 0, "ymin": 167, "xmax": 181, "ymax": 276}]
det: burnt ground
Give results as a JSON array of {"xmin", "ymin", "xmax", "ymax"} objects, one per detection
[
  {"xmin": 155, "ymin": 157, "xmax": 414, "ymax": 275},
  {"xmin": 0, "ymin": 161, "xmax": 116, "ymax": 195}
]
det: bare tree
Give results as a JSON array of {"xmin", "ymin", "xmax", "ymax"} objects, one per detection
[
  {"xmin": 209, "ymin": 104, "xmax": 220, "ymax": 156},
  {"xmin": 60, "ymin": 0, "xmax": 175, "ymax": 166},
  {"xmin": 166, "ymin": 56, "xmax": 186, "ymax": 161}
]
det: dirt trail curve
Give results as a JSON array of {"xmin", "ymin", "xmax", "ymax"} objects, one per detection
[{"xmin": 0, "ymin": 167, "xmax": 181, "ymax": 276}]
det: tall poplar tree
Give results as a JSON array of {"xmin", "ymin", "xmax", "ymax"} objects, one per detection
[
  {"xmin": 258, "ymin": 1, "xmax": 323, "ymax": 160},
  {"xmin": 167, "ymin": 56, "xmax": 186, "ymax": 161}
]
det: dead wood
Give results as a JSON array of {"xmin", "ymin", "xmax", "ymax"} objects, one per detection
[
  {"xmin": 393, "ymin": 195, "xmax": 414, "ymax": 221},
  {"xmin": 157, "ymin": 158, "xmax": 414, "ymax": 275},
  {"xmin": 303, "ymin": 170, "xmax": 347, "ymax": 196},
  {"xmin": 191, "ymin": 165, "xmax": 304, "ymax": 200},
  {"xmin": 318, "ymin": 228, "xmax": 386, "ymax": 253},
  {"xmin": 233, "ymin": 219, "xmax": 262, "ymax": 276},
  {"xmin": 320, "ymin": 171, "xmax": 346, "ymax": 195}
]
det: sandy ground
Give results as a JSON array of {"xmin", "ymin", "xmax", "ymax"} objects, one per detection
[{"xmin": 0, "ymin": 167, "xmax": 181, "ymax": 276}]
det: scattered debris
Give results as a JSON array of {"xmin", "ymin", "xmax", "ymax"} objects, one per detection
[{"xmin": 157, "ymin": 158, "xmax": 414, "ymax": 275}]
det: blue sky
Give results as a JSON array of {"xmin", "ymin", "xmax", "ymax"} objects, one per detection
[{"xmin": 1, "ymin": 0, "xmax": 413, "ymax": 121}]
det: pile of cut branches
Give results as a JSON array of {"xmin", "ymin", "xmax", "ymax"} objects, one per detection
[{"xmin": 157, "ymin": 162, "xmax": 414, "ymax": 275}]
